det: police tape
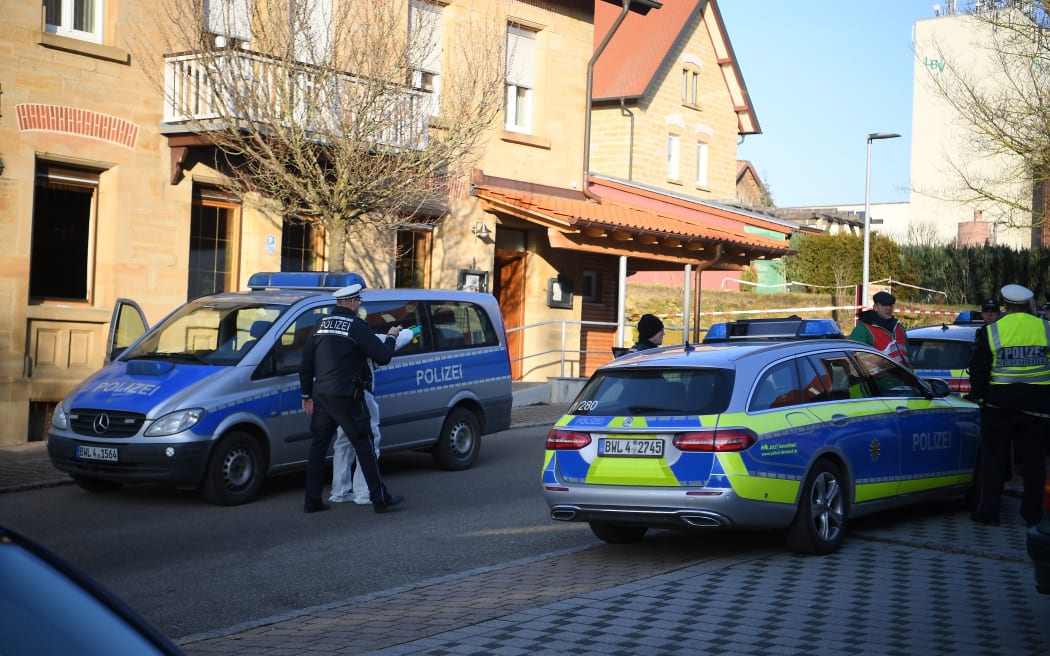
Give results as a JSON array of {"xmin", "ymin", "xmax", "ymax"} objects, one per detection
[{"xmin": 626, "ymin": 305, "xmax": 964, "ymax": 321}]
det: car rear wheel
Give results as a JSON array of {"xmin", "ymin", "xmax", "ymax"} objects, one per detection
[
  {"xmin": 785, "ymin": 460, "xmax": 848, "ymax": 555},
  {"xmin": 432, "ymin": 407, "xmax": 480, "ymax": 470},
  {"xmin": 589, "ymin": 521, "xmax": 647, "ymax": 544},
  {"xmin": 71, "ymin": 475, "xmax": 122, "ymax": 493},
  {"xmin": 200, "ymin": 431, "xmax": 265, "ymax": 506}
]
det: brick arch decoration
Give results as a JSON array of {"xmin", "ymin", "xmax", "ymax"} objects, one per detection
[{"xmin": 17, "ymin": 104, "xmax": 138, "ymax": 150}]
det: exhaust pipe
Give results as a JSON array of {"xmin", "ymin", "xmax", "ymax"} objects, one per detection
[{"xmin": 551, "ymin": 508, "xmax": 578, "ymax": 521}]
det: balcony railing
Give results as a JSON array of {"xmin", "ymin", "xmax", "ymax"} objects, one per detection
[{"xmin": 163, "ymin": 49, "xmax": 429, "ymax": 150}]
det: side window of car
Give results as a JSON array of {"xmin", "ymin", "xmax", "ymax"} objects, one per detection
[
  {"xmin": 264, "ymin": 305, "xmax": 331, "ymax": 377},
  {"xmin": 852, "ymin": 350, "xmax": 926, "ymax": 397},
  {"xmin": 797, "ymin": 355, "xmax": 830, "ymax": 404},
  {"xmin": 750, "ymin": 360, "xmax": 802, "ymax": 412},
  {"xmin": 426, "ymin": 302, "xmax": 498, "ymax": 351},
  {"xmin": 358, "ymin": 299, "xmax": 426, "ymax": 355},
  {"xmin": 805, "ymin": 352, "xmax": 873, "ymax": 401}
]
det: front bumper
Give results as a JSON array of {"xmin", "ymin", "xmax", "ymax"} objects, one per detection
[{"xmin": 47, "ymin": 433, "xmax": 211, "ymax": 488}]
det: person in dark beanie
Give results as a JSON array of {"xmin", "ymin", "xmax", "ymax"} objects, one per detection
[
  {"xmin": 630, "ymin": 314, "xmax": 665, "ymax": 352},
  {"xmin": 849, "ymin": 291, "xmax": 910, "ymax": 366}
]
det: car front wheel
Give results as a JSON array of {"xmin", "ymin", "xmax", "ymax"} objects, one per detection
[
  {"xmin": 785, "ymin": 459, "xmax": 848, "ymax": 555},
  {"xmin": 200, "ymin": 432, "xmax": 265, "ymax": 506}
]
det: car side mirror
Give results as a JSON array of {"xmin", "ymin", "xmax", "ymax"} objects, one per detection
[{"xmin": 925, "ymin": 378, "xmax": 952, "ymax": 398}]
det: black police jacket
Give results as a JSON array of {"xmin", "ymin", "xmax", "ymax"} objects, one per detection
[{"xmin": 299, "ymin": 306, "xmax": 395, "ymax": 399}]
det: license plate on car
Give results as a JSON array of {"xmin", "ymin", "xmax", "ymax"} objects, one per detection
[
  {"xmin": 598, "ymin": 438, "xmax": 664, "ymax": 457},
  {"xmin": 76, "ymin": 445, "xmax": 119, "ymax": 462}
]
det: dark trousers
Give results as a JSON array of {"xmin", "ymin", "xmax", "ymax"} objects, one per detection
[
  {"xmin": 974, "ymin": 405, "xmax": 1048, "ymax": 524},
  {"xmin": 304, "ymin": 392, "xmax": 385, "ymax": 508}
]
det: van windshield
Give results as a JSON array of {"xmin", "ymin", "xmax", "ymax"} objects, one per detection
[{"xmin": 122, "ymin": 301, "xmax": 286, "ymax": 365}]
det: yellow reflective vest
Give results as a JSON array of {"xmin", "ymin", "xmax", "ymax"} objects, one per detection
[{"xmin": 987, "ymin": 313, "xmax": 1050, "ymax": 385}]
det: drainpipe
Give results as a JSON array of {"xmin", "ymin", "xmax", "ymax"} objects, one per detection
[
  {"xmin": 584, "ymin": 0, "xmax": 633, "ymax": 201},
  {"xmin": 692, "ymin": 244, "xmax": 724, "ymax": 342}
]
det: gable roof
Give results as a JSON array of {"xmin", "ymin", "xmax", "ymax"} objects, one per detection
[{"xmin": 592, "ymin": 0, "xmax": 760, "ymax": 135}]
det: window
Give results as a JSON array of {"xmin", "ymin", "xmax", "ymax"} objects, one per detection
[
  {"xmin": 188, "ymin": 189, "xmax": 240, "ymax": 301},
  {"xmin": 30, "ymin": 163, "xmax": 99, "ymax": 301},
  {"xmin": 205, "ymin": 0, "xmax": 251, "ymax": 44},
  {"xmin": 395, "ymin": 227, "xmax": 432, "ymax": 288},
  {"xmin": 410, "ymin": 0, "xmax": 443, "ymax": 117},
  {"xmin": 696, "ymin": 141, "xmax": 709, "ymax": 188},
  {"xmin": 681, "ymin": 65, "xmax": 701, "ymax": 107},
  {"xmin": 428, "ymin": 302, "xmax": 500, "ymax": 351},
  {"xmin": 852, "ymin": 351, "xmax": 925, "ymax": 398},
  {"xmin": 359, "ymin": 299, "xmax": 426, "ymax": 356},
  {"xmin": 281, "ymin": 218, "xmax": 325, "ymax": 272},
  {"xmin": 44, "ymin": 0, "xmax": 102, "ymax": 43},
  {"xmin": 505, "ymin": 25, "xmax": 536, "ymax": 133},
  {"xmin": 805, "ymin": 353, "xmax": 872, "ymax": 401},
  {"xmin": 581, "ymin": 271, "xmax": 599, "ymax": 303},
  {"xmin": 667, "ymin": 134, "xmax": 680, "ymax": 181},
  {"xmin": 750, "ymin": 360, "xmax": 802, "ymax": 412},
  {"xmin": 292, "ymin": 0, "xmax": 332, "ymax": 64}
]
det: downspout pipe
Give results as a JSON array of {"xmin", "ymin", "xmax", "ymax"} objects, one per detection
[
  {"xmin": 620, "ymin": 97, "xmax": 634, "ymax": 180},
  {"xmin": 583, "ymin": 0, "xmax": 633, "ymax": 201}
]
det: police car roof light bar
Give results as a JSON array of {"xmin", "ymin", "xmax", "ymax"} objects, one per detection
[
  {"xmin": 702, "ymin": 317, "xmax": 843, "ymax": 343},
  {"xmin": 247, "ymin": 272, "xmax": 364, "ymax": 291}
]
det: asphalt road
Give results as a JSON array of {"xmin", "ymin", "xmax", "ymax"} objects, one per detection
[{"xmin": 0, "ymin": 424, "xmax": 598, "ymax": 639}]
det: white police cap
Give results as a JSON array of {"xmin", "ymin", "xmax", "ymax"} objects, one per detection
[
  {"xmin": 333, "ymin": 283, "xmax": 363, "ymax": 300},
  {"xmin": 1000, "ymin": 283, "xmax": 1034, "ymax": 304}
]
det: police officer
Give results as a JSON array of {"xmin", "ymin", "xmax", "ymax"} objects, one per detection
[
  {"xmin": 968, "ymin": 284, "xmax": 1050, "ymax": 527},
  {"xmin": 630, "ymin": 314, "xmax": 665, "ymax": 352},
  {"xmin": 849, "ymin": 291, "xmax": 910, "ymax": 366},
  {"xmin": 299, "ymin": 283, "xmax": 404, "ymax": 514}
]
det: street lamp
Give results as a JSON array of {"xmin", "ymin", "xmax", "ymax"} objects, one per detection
[{"xmin": 861, "ymin": 132, "xmax": 900, "ymax": 309}]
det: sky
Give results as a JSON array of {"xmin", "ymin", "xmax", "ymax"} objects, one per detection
[{"xmin": 717, "ymin": 1, "xmax": 944, "ymax": 208}]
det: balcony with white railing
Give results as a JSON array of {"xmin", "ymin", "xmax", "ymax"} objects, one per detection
[{"xmin": 162, "ymin": 49, "xmax": 430, "ymax": 151}]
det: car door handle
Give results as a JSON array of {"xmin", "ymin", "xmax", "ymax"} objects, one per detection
[
  {"xmin": 895, "ymin": 406, "xmax": 910, "ymax": 416},
  {"xmin": 830, "ymin": 414, "xmax": 849, "ymax": 426}
]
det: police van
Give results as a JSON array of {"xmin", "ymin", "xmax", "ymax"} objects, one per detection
[{"xmin": 46, "ymin": 273, "xmax": 513, "ymax": 505}]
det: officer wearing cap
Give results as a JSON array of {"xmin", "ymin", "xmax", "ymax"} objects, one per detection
[
  {"xmin": 979, "ymin": 298, "xmax": 1001, "ymax": 326},
  {"xmin": 849, "ymin": 290, "xmax": 911, "ymax": 366},
  {"xmin": 299, "ymin": 283, "xmax": 405, "ymax": 514},
  {"xmin": 968, "ymin": 284, "xmax": 1050, "ymax": 527}
]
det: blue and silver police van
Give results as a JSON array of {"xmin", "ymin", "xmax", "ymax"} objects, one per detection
[{"xmin": 46, "ymin": 273, "xmax": 513, "ymax": 505}]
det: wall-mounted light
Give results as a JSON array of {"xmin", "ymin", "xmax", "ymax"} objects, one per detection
[{"xmin": 471, "ymin": 222, "xmax": 490, "ymax": 239}]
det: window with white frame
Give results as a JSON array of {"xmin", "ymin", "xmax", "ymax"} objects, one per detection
[
  {"xmin": 292, "ymin": 0, "xmax": 332, "ymax": 65},
  {"xmin": 667, "ymin": 134, "xmax": 681, "ymax": 181},
  {"xmin": 410, "ymin": 0, "xmax": 443, "ymax": 117},
  {"xmin": 681, "ymin": 66, "xmax": 701, "ymax": 107},
  {"xmin": 505, "ymin": 24, "xmax": 536, "ymax": 133},
  {"xmin": 44, "ymin": 0, "xmax": 103, "ymax": 43},
  {"xmin": 696, "ymin": 141, "xmax": 709, "ymax": 188},
  {"xmin": 204, "ymin": 0, "xmax": 252, "ymax": 46}
]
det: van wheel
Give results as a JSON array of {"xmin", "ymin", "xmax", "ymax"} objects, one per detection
[
  {"xmin": 72, "ymin": 475, "xmax": 122, "ymax": 493},
  {"xmin": 432, "ymin": 408, "xmax": 480, "ymax": 470},
  {"xmin": 589, "ymin": 522, "xmax": 647, "ymax": 544},
  {"xmin": 784, "ymin": 459, "xmax": 848, "ymax": 555},
  {"xmin": 201, "ymin": 432, "xmax": 265, "ymax": 506}
]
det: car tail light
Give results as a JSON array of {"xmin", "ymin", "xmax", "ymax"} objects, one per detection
[
  {"xmin": 673, "ymin": 428, "xmax": 757, "ymax": 452},
  {"xmin": 546, "ymin": 429, "xmax": 592, "ymax": 450},
  {"xmin": 950, "ymin": 378, "xmax": 971, "ymax": 393}
]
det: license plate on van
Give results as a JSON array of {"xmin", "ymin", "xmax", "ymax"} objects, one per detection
[{"xmin": 76, "ymin": 445, "xmax": 119, "ymax": 462}]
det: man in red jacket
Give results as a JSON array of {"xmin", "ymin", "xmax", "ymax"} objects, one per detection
[{"xmin": 850, "ymin": 291, "xmax": 910, "ymax": 366}]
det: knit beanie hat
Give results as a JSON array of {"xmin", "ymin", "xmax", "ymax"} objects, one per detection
[{"xmin": 637, "ymin": 314, "xmax": 664, "ymax": 341}]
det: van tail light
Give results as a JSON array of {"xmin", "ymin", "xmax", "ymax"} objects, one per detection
[
  {"xmin": 673, "ymin": 428, "xmax": 758, "ymax": 452},
  {"xmin": 546, "ymin": 429, "xmax": 592, "ymax": 450}
]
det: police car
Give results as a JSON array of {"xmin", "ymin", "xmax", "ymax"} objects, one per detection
[
  {"xmin": 541, "ymin": 317, "xmax": 980, "ymax": 554},
  {"xmin": 47, "ymin": 273, "xmax": 512, "ymax": 505},
  {"xmin": 906, "ymin": 319, "xmax": 983, "ymax": 395}
]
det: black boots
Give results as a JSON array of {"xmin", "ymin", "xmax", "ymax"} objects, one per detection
[{"xmin": 371, "ymin": 485, "xmax": 404, "ymax": 514}]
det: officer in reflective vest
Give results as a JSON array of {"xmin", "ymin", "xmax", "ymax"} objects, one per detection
[
  {"xmin": 968, "ymin": 284, "xmax": 1050, "ymax": 527},
  {"xmin": 849, "ymin": 290, "xmax": 910, "ymax": 366}
]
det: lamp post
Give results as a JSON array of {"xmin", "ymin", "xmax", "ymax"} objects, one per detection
[{"xmin": 861, "ymin": 132, "xmax": 900, "ymax": 309}]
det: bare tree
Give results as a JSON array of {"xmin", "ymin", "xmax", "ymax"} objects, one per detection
[
  {"xmin": 901, "ymin": 220, "xmax": 947, "ymax": 247},
  {"xmin": 136, "ymin": 0, "xmax": 506, "ymax": 270},
  {"xmin": 916, "ymin": 1, "xmax": 1050, "ymax": 233}
]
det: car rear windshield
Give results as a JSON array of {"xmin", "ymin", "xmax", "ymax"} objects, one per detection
[
  {"xmin": 569, "ymin": 368, "xmax": 734, "ymax": 416},
  {"xmin": 908, "ymin": 338, "xmax": 975, "ymax": 370}
]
